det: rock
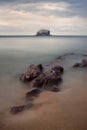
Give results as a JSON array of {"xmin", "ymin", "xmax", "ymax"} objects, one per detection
[
  {"xmin": 37, "ymin": 64, "xmax": 43, "ymax": 71},
  {"xmin": 57, "ymin": 56, "xmax": 65, "ymax": 60},
  {"xmin": 26, "ymin": 88, "xmax": 41, "ymax": 98},
  {"xmin": 82, "ymin": 54, "xmax": 87, "ymax": 56},
  {"xmin": 51, "ymin": 85, "xmax": 60, "ymax": 92},
  {"xmin": 20, "ymin": 64, "xmax": 64, "ymax": 92},
  {"xmin": 36, "ymin": 29, "xmax": 51, "ymax": 36},
  {"xmin": 73, "ymin": 59, "xmax": 87, "ymax": 68},
  {"xmin": 10, "ymin": 105, "xmax": 25, "ymax": 114},
  {"xmin": 20, "ymin": 74, "xmax": 26, "ymax": 82},
  {"xmin": 52, "ymin": 66, "xmax": 64, "ymax": 75},
  {"xmin": 73, "ymin": 63, "xmax": 81, "ymax": 68},
  {"xmin": 82, "ymin": 59, "xmax": 87, "ymax": 67},
  {"xmin": 10, "ymin": 103, "xmax": 33, "ymax": 114},
  {"xmin": 33, "ymin": 71, "xmax": 62, "ymax": 89},
  {"xmin": 20, "ymin": 64, "xmax": 43, "ymax": 82}
]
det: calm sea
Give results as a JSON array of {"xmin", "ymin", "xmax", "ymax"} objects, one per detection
[{"xmin": 0, "ymin": 36, "xmax": 87, "ymax": 130}]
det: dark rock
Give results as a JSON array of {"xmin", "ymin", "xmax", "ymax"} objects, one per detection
[
  {"xmin": 52, "ymin": 66, "xmax": 64, "ymax": 75},
  {"xmin": 73, "ymin": 59, "xmax": 87, "ymax": 68},
  {"xmin": 33, "ymin": 71, "xmax": 62, "ymax": 89},
  {"xmin": 36, "ymin": 29, "xmax": 51, "ymax": 36},
  {"xmin": 20, "ymin": 74, "xmax": 26, "ymax": 82},
  {"xmin": 37, "ymin": 64, "xmax": 43, "ymax": 71},
  {"xmin": 82, "ymin": 54, "xmax": 87, "ymax": 56},
  {"xmin": 10, "ymin": 105, "xmax": 25, "ymax": 114},
  {"xmin": 26, "ymin": 88, "xmax": 41, "ymax": 98},
  {"xmin": 10, "ymin": 103, "xmax": 33, "ymax": 114},
  {"xmin": 20, "ymin": 64, "xmax": 43, "ymax": 82},
  {"xmin": 82, "ymin": 59, "xmax": 87, "ymax": 67},
  {"xmin": 57, "ymin": 56, "xmax": 64, "ymax": 60},
  {"xmin": 73, "ymin": 63, "xmax": 80, "ymax": 68},
  {"xmin": 20, "ymin": 64, "xmax": 64, "ymax": 92}
]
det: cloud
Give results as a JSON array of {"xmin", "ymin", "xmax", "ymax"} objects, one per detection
[
  {"xmin": 0, "ymin": 0, "xmax": 86, "ymax": 5},
  {"xmin": 1, "ymin": 0, "xmax": 86, "ymax": 18},
  {"xmin": 0, "ymin": 0, "xmax": 87, "ymax": 35},
  {"xmin": 0, "ymin": 0, "xmax": 87, "ymax": 18}
]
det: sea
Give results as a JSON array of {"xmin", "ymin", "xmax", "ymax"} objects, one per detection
[{"xmin": 0, "ymin": 36, "xmax": 87, "ymax": 130}]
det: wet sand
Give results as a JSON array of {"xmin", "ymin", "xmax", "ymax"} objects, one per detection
[{"xmin": 0, "ymin": 54, "xmax": 87, "ymax": 130}]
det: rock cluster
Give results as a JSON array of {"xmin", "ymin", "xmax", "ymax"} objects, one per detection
[
  {"xmin": 10, "ymin": 53, "xmax": 87, "ymax": 115},
  {"xmin": 10, "ymin": 52, "xmax": 87, "ymax": 115},
  {"xmin": 10, "ymin": 64, "xmax": 64, "ymax": 114},
  {"xmin": 20, "ymin": 64, "xmax": 64, "ymax": 90}
]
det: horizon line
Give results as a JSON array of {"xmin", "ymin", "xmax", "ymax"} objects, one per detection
[{"xmin": 0, "ymin": 34, "xmax": 87, "ymax": 37}]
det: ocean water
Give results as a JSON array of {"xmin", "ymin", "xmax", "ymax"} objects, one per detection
[
  {"xmin": 0, "ymin": 36, "xmax": 87, "ymax": 77},
  {"xmin": 0, "ymin": 36, "xmax": 87, "ymax": 130}
]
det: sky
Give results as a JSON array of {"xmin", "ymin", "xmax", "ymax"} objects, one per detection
[{"xmin": 0, "ymin": 0, "xmax": 87, "ymax": 35}]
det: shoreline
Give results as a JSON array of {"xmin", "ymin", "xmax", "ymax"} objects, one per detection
[{"xmin": 0, "ymin": 53, "xmax": 87, "ymax": 130}]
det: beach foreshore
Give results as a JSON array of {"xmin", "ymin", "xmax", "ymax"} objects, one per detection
[{"xmin": 0, "ymin": 53, "xmax": 87, "ymax": 130}]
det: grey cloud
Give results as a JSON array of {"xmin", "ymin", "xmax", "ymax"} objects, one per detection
[
  {"xmin": 0, "ymin": 0, "xmax": 87, "ymax": 4},
  {"xmin": 53, "ymin": 2, "xmax": 87, "ymax": 18},
  {"xmin": 8, "ymin": 1, "xmax": 87, "ymax": 18},
  {"xmin": 0, "ymin": 0, "xmax": 87, "ymax": 35},
  {"xmin": 0, "ymin": 0, "xmax": 87, "ymax": 18}
]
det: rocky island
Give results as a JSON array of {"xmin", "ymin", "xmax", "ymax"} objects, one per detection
[{"xmin": 36, "ymin": 29, "xmax": 51, "ymax": 36}]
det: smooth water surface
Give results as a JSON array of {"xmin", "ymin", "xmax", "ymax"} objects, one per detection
[
  {"xmin": 0, "ymin": 36, "xmax": 87, "ymax": 130},
  {"xmin": 0, "ymin": 36, "xmax": 87, "ymax": 77}
]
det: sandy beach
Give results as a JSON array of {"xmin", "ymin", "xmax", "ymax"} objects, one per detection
[{"xmin": 0, "ymin": 53, "xmax": 87, "ymax": 130}]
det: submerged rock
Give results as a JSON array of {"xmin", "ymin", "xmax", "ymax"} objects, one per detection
[
  {"xmin": 10, "ymin": 105, "xmax": 25, "ymax": 114},
  {"xmin": 20, "ymin": 64, "xmax": 43, "ymax": 82},
  {"xmin": 73, "ymin": 63, "xmax": 80, "ymax": 68},
  {"xmin": 82, "ymin": 59, "xmax": 87, "ymax": 67},
  {"xmin": 10, "ymin": 103, "xmax": 33, "ymax": 114},
  {"xmin": 57, "ymin": 56, "xmax": 65, "ymax": 61},
  {"xmin": 26, "ymin": 88, "xmax": 41, "ymax": 98},
  {"xmin": 36, "ymin": 29, "xmax": 51, "ymax": 36},
  {"xmin": 73, "ymin": 59, "xmax": 87, "ymax": 68}
]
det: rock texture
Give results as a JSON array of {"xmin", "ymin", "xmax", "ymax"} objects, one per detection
[
  {"xmin": 20, "ymin": 64, "xmax": 64, "ymax": 90},
  {"xmin": 52, "ymin": 66, "xmax": 64, "ymax": 75},
  {"xmin": 36, "ymin": 29, "xmax": 51, "ymax": 36},
  {"xmin": 73, "ymin": 59, "xmax": 87, "ymax": 68},
  {"xmin": 20, "ymin": 64, "xmax": 43, "ymax": 82},
  {"xmin": 26, "ymin": 88, "xmax": 41, "ymax": 98},
  {"xmin": 10, "ymin": 103, "xmax": 33, "ymax": 114},
  {"xmin": 33, "ymin": 71, "xmax": 62, "ymax": 89}
]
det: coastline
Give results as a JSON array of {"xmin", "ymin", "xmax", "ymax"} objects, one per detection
[{"xmin": 0, "ymin": 53, "xmax": 87, "ymax": 130}]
